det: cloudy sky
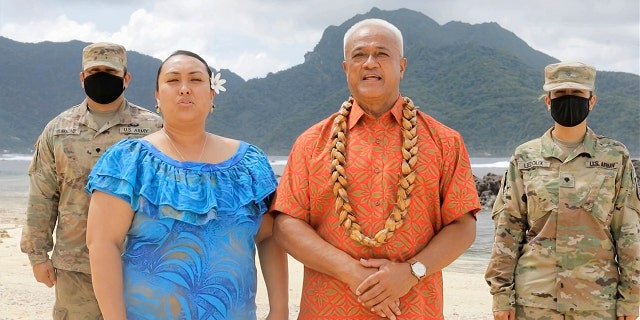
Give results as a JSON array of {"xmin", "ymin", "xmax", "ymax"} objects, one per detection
[{"xmin": 1, "ymin": 0, "xmax": 638, "ymax": 80}]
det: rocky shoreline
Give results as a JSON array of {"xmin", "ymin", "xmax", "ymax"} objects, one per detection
[
  {"xmin": 474, "ymin": 172, "xmax": 502, "ymax": 211},
  {"xmin": 475, "ymin": 159, "xmax": 640, "ymax": 211}
]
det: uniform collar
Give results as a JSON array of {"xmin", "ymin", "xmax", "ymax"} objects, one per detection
[
  {"xmin": 541, "ymin": 127, "xmax": 597, "ymax": 159},
  {"xmin": 76, "ymin": 99, "xmax": 133, "ymax": 130}
]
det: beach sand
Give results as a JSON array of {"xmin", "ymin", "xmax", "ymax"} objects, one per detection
[{"xmin": 0, "ymin": 160, "xmax": 493, "ymax": 319}]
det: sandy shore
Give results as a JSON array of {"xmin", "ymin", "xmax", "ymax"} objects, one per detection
[{"xmin": 0, "ymin": 160, "xmax": 493, "ymax": 319}]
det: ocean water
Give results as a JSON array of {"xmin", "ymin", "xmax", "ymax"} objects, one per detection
[
  {"xmin": 0, "ymin": 154, "xmax": 506, "ymax": 271},
  {"xmin": 269, "ymin": 155, "xmax": 508, "ymax": 177}
]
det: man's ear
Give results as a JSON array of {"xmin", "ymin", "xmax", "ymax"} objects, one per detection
[{"xmin": 123, "ymin": 72, "xmax": 132, "ymax": 88}]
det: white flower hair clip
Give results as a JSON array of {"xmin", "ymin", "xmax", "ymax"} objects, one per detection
[{"xmin": 211, "ymin": 72, "xmax": 227, "ymax": 94}]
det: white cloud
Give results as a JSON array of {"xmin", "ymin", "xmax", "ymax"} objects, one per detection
[
  {"xmin": 0, "ymin": 15, "xmax": 105, "ymax": 43},
  {"xmin": 0, "ymin": 0, "xmax": 637, "ymax": 79}
]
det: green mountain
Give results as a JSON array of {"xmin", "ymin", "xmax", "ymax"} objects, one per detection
[{"xmin": 1, "ymin": 7, "xmax": 638, "ymax": 156}]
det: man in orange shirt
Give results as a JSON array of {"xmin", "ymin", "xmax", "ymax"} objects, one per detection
[{"xmin": 272, "ymin": 18, "xmax": 481, "ymax": 319}]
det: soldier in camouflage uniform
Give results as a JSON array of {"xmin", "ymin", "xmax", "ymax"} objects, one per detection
[
  {"xmin": 20, "ymin": 42, "xmax": 162, "ymax": 320},
  {"xmin": 485, "ymin": 62, "xmax": 640, "ymax": 320}
]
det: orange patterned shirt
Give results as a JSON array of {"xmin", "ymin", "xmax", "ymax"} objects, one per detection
[{"xmin": 274, "ymin": 95, "xmax": 481, "ymax": 319}]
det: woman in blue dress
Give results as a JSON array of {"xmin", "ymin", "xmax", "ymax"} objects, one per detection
[{"xmin": 85, "ymin": 50, "xmax": 289, "ymax": 319}]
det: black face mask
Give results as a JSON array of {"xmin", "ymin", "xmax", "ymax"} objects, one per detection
[
  {"xmin": 549, "ymin": 95, "xmax": 590, "ymax": 127},
  {"xmin": 83, "ymin": 72, "xmax": 125, "ymax": 104}
]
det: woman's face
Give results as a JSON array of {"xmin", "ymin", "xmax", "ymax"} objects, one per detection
[{"xmin": 155, "ymin": 55, "xmax": 214, "ymax": 125}]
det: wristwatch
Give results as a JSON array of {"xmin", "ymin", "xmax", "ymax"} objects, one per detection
[{"xmin": 409, "ymin": 259, "xmax": 427, "ymax": 281}]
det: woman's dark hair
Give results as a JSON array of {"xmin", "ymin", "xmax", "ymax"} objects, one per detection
[{"xmin": 156, "ymin": 50, "xmax": 212, "ymax": 90}]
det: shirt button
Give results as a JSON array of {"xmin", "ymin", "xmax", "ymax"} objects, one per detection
[
  {"xmin": 374, "ymin": 201, "xmax": 380, "ymax": 206},
  {"xmin": 375, "ymin": 139, "xmax": 381, "ymax": 144},
  {"xmin": 374, "ymin": 168, "xmax": 380, "ymax": 174}
]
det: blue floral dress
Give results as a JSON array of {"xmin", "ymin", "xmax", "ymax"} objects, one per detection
[{"xmin": 85, "ymin": 138, "xmax": 277, "ymax": 320}]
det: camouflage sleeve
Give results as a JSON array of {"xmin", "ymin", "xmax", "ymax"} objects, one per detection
[
  {"xmin": 611, "ymin": 157, "xmax": 640, "ymax": 316},
  {"xmin": 20, "ymin": 130, "xmax": 60, "ymax": 266},
  {"xmin": 485, "ymin": 156, "xmax": 526, "ymax": 311}
]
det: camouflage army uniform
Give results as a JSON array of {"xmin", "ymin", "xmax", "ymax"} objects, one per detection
[
  {"xmin": 20, "ymin": 99, "xmax": 161, "ymax": 273},
  {"xmin": 485, "ymin": 127, "xmax": 640, "ymax": 317}
]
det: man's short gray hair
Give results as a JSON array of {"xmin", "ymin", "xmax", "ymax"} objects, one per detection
[{"xmin": 343, "ymin": 18, "xmax": 404, "ymax": 59}]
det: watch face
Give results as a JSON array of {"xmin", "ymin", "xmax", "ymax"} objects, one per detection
[{"xmin": 412, "ymin": 262, "xmax": 426, "ymax": 277}]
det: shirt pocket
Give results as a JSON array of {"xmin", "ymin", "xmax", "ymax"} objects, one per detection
[
  {"xmin": 581, "ymin": 171, "xmax": 616, "ymax": 224},
  {"xmin": 522, "ymin": 169, "xmax": 556, "ymax": 224},
  {"xmin": 55, "ymin": 136, "xmax": 105, "ymax": 187}
]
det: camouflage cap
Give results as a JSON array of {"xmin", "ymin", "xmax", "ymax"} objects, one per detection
[
  {"xmin": 543, "ymin": 61, "xmax": 596, "ymax": 91},
  {"xmin": 82, "ymin": 42, "xmax": 127, "ymax": 72}
]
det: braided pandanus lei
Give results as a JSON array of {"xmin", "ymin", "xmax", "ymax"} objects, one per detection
[{"xmin": 330, "ymin": 96, "xmax": 418, "ymax": 247}]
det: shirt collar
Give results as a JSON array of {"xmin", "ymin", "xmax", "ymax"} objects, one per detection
[{"xmin": 348, "ymin": 94, "xmax": 404, "ymax": 129}]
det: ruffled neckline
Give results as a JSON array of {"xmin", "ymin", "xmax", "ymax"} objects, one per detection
[
  {"xmin": 139, "ymin": 138, "xmax": 249, "ymax": 170},
  {"xmin": 86, "ymin": 138, "xmax": 277, "ymax": 225}
]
